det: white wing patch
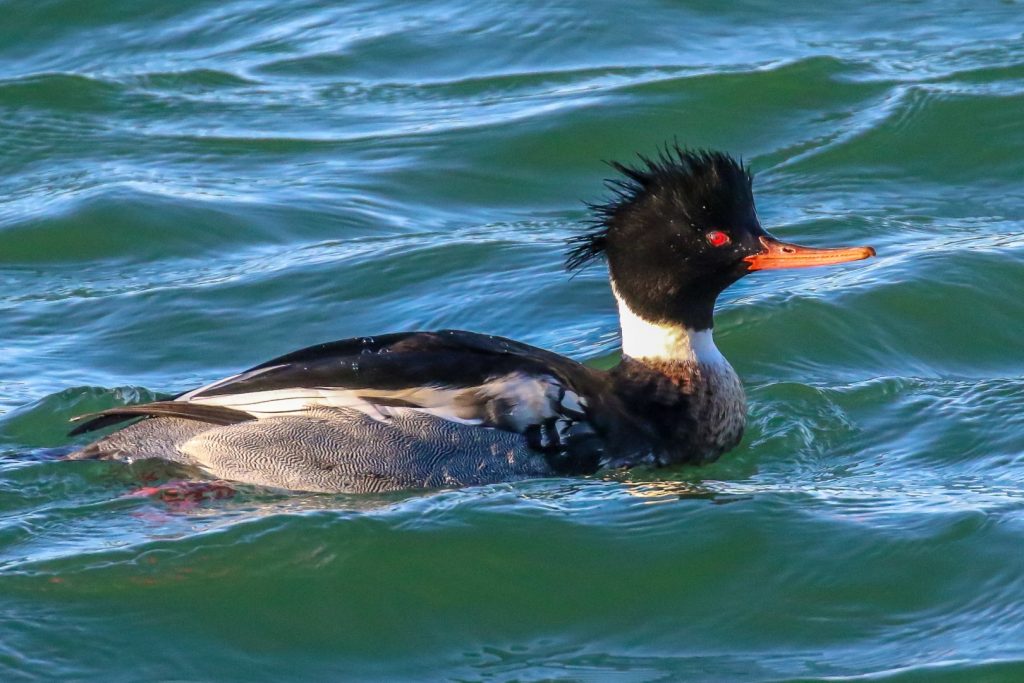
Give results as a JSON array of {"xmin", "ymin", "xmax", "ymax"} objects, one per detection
[
  {"xmin": 183, "ymin": 386, "xmax": 480, "ymax": 424},
  {"xmin": 476, "ymin": 373, "xmax": 563, "ymax": 430},
  {"xmin": 177, "ymin": 371, "xmax": 588, "ymax": 443}
]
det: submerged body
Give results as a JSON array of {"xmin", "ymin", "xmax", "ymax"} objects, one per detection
[{"xmin": 67, "ymin": 147, "xmax": 872, "ymax": 493}]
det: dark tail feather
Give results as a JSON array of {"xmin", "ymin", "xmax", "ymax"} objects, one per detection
[{"xmin": 68, "ymin": 401, "xmax": 255, "ymax": 437}]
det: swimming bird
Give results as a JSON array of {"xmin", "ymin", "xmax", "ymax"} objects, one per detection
[{"xmin": 66, "ymin": 147, "xmax": 874, "ymax": 493}]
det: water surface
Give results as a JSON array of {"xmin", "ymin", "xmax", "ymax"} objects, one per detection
[{"xmin": 3, "ymin": 1, "xmax": 1024, "ymax": 680}]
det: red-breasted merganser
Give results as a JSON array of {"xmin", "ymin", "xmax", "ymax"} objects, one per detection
[{"xmin": 67, "ymin": 147, "xmax": 874, "ymax": 493}]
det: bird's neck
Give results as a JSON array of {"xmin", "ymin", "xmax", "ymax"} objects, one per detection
[
  {"xmin": 611, "ymin": 282, "xmax": 727, "ymax": 369},
  {"xmin": 609, "ymin": 281, "xmax": 746, "ymax": 466}
]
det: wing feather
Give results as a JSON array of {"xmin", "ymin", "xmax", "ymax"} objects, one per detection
[
  {"xmin": 69, "ymin": 401, "xmax": 255, "ymax": 436},
  {"xmin": 70, "ymin": 330, "xmax": 605, "ymax": 464}
]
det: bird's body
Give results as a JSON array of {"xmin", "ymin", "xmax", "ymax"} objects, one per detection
[
  {"xmin": 68, "ymin": 328, "xmax": 744, "ymax": 491},
  {"xmin": 67, "ymin": 147, "xmax": 873, "ymax": 493}
]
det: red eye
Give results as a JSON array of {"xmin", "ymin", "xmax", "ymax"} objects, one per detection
[{"xmin": 707, "ymin": 230, "xmax": 731, "ymax": 247}]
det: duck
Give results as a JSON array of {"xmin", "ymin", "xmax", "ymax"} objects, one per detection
[{"xmin": 66, "ymin": 146, "xmax": 874, "ymax": 493}]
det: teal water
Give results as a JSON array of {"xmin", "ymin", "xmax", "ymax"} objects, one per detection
[{"xmin": 3, "ymin": 1, "xmax": 1024, "ymax": 680}]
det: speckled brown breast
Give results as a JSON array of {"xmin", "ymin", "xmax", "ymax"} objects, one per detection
[
  {"xmin": 686, "ymin": 361, "xmax": 746, "ymax": 462},
  {"xmin": 608, "ymin": 356, "xmax": 746, "ymax": 466}
]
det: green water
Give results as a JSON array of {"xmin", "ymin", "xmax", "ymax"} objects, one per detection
[{"xmin": 3, "ymin": 1, "xmax": 1024, "ymax": 680}]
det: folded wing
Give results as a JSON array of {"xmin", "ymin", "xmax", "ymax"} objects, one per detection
[{"xmin": 70, "ymin": 330, "xmax": 605, "ymax": 468}]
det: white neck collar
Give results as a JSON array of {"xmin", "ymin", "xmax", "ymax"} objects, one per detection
[{"xmin": 611, "ymin": 281, "xmax": 727, "ymax": 366}]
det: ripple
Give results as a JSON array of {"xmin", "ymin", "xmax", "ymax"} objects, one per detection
[{"xmin": 3, "ymin": 0, "xmax": 1024, "ymax": 679}]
